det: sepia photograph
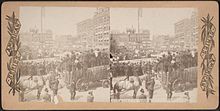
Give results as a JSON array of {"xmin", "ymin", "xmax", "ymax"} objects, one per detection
[
  {"xmin": 18, "ymin": 7, "xmax": 110, "ymax": 103},
  {"xmin": 1, "ymin": 1, "xmax": 219, "ymax": 110},
  {"xmin": 110, "ymin": 8, "xmax": 198, "ymax": 103}
]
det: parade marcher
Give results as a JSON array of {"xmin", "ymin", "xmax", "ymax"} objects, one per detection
[
  {"xmin": 139, "ymin": 88, "xmax": 147, "ymax": 99},
  {"xmin": 146, "ymin": 76, "xmax": 155, "ymax": 103},
  {"xmin": 109, "ymin": 66, "xmax": 113, "ymax": 90},
  {"xmin": 87, "ymin": 91, "xmax": 94, "ymax": 102},
  {"xmin": 37, "ymin": 86, "xmax": 42, "ymax": 100},
  {"xmin": 137, "ymin": 62, "xmax": 144, "ymax": 76},
  {"xmin": 19, "ymin": 83, "xmax": 25, "ymax": 102},
  {"xmin": 43, "ymin": 88, "xmax": 51, "ymax": 102},
  {"xmin": 66, "ymin": 54, "xmax": 72, "ymax": 84},
  {"xmin": 49, "ymin": 73, "xmax": 59, "ymax": 103},
  {"xmin": 71, "ymin": 61, "xmax": 77, "ymax": 82},
  {"xmin": 184, "ymin": 91, "xmax": 190, "ymax": 103},
  {"xmin": 166, "ymin": 81, "xmax": 173, "ymax": 101},
  {"xmin": 124, "ymin": 62, "xmax": 129, "ymax": 81},
  {"xmin": 167, "ymin": 51, "xmax": 172, "ymax": 63},
  {"xmin": 128, "ymin": 63, "xmax": 134, "ymax": 78},
  {"xmin": 133, "ymin": 62, "xmax": 143, "ymax": 86},
  {"xmin": 115, "ymin": 62, "xmax": 120, "ymax": 77},
  {"xmin": 53, "ymin": 77, "xmax": 60, "ymax": 96},
  {"xmin": 28, "ymin": 62, "xmax": 35, "ymax": 80},
  {"xmin": 145, "ymin": 62, "xmax": 152, "ymax": 75},
  {"xmin": 69, "ymin": 81, "xmax": 76, "ymax": 100}
]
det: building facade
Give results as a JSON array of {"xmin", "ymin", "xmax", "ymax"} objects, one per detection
[
  {"xmin": 76, "ymin": 7, "xmax": 110, "ymax": 52},
  {"xmin": 77, "ymin": 18, "xmax": 94, "ymax": 51},
  {"xmin": 54, "ymin": 35, "xmax": 78, "ymax": 52},
  {"xmin": 111, "ymin": 28, "xmax": 151, "ymax": 51},
  {"xmin": 93, "ymin": 7, "xmax": 110, "ymax": 52},
  {"xmin": 174, "ymin": 11, "xmax": 198, "ymax": 51},
  {"xmin": 20, "ymin": 29, "xmax": 54, "ymax": 59},
  {"xmin": 151, "ymin": 35, "xmax": 174, "ymax": 51}
]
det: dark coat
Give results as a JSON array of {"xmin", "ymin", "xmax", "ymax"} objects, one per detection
[
  {"xmin": 127, "ymin": 65, "xmax": 133, "ymax": 76},
  {"xmin": 70, "ymin": 82, "xmax": 76, "ymax": 92},
  {"xmin": 137, "ymin": 65, "xmax": 143, "ymax": 76},
  {"xmin": 146, "ymin": 78, "xmax": 155, "ymax": 91}
]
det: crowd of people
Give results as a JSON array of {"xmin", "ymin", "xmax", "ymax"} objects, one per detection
[
  {"xmin": 19, "ymin": 60, "xmax": 59, "ymax": 77},
  {"xmin": 20, "ymin": 50, "xmax": 109, "ymax": 77},
  {"xmin": 110, "ymin": 50, "xmax": 198, "ymax": 102},
  {"xmin": 110, "ymin": 61, "xmax": 155, "ymax": 78},
  {"xmin": 59, "ymin": 50, "xmax": 109, "ymax": 71},
  {"xmin": 111, "ymin": 50, "xmax": 197, "ymax": 78},
  {"xmin": 19, "ymin": 50, "xmax": 110, "ymax": 102}
]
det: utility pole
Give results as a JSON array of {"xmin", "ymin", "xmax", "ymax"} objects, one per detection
[
  {"xmin": 137, "ymin": 8, "xmax": 142, "ymax": 33},
  {"xmin": 138, "ymin": 10, "xmax": 139, "ymax": 33},
  {"xmin": 40, "ymin": 7, "xmax": 45, "ymax": 56},
  {"xmin": 41, "ymin": 7, "xmax": 45, "ymax": 33}
]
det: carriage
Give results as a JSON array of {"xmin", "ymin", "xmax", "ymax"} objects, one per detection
[
  {"xmin": 172, "ymin": 67, "xmax": 197, "ymax": 92},
  {"xmin": 160, "ymin": 66, "xmax": 197, "ymax": 92},
  {"xmin": 70, "ymin": 65, "xmax": 110, "ymax": 92}
]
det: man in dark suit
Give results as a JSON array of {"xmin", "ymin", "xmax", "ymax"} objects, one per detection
[
  {"xmin": 69, "ymin": 81, "xmax": 76, "ymax": 100},
  {"xmin": 146, "ymin": 76, "xmax": 155, "ymax": 103}
]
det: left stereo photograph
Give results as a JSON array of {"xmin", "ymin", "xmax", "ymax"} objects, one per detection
[{"xmin": 17, "ymin": 6, "xmax": 111, "ymax": 103}]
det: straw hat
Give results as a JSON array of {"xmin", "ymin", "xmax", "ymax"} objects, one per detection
[{"xmin": 140, "ymin": 88, "xmax": 144, "ymax": 93}]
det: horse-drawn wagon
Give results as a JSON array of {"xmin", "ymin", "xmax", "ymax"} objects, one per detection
[
  {"xmin": 172, "ymin": 67, "xmax": 197, "ymax": 92},
  {"xmin": 73, "ymin": 65, "xmax": 110, "ymax": 92}
]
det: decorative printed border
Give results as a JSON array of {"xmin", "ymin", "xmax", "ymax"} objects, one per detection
[
  {"xmin": 200, "ymin": 14, "xmax": 216, "ymax": 98},
  {"xmin": 5, "ymin": 12, "xmax": 21, "ymax": 95}
]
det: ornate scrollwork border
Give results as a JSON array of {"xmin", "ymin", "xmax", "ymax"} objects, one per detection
[
  {"xmin": 5, "ymin": 12, "xmax": 21, "ymax": 95},
  {"xmin": 200, "ymin": 14, "xmax": 216, "ymax": 98}
]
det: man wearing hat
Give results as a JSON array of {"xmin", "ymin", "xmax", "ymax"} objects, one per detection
[
  {"xmin": 109, "ymin": 66, "xmax": 113, "ymax": 90},
  {"xmin": 43, "ymin": 88, "xmax": 51, "ymax": 102},
  {"xmin": 69, "ymin": 81, "xmax": 76, "ymax": 100},
  {"xmin": 87, "ymin": 91, "xmax": 94, "ymax": 102},
  {"xmin": 146, "ymin": 76, "xmax": 155, "ymax": 103},
  {"xmin": 139, "ymin": 88, "xmax": 147, "ymax": 102}
]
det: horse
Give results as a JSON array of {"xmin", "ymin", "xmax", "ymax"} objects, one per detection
[
  {"xmin": 113, "ymin": 76, "xmax": 143, "ymax": 99},
  {"xmin": 19, "ymin": 74, "xmax": 50, "ymax": 101}
]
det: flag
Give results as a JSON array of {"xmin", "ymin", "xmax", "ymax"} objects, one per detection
[{"xmin": 138, "ymin": 8, "xmax": 142, "ymax": 17}]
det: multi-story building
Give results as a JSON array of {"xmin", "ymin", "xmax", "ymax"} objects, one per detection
[
  {"xmin": 54, "ymin": 35, "xmax": 78, "ymax": 52},
  {"xmin": 190, "ymin": 11, "xmax": 199, "ymax": 50},
  {"xmin": 32, "ymin": 29, "xmax": 54, "ymax": 51},
  {"xmin": 175, "ymin": 18, "xmax": 191, "ymax": 50},
  {"xmin": 174, "ymin": 11, "xmax": 198, "ymax": 51},
  {"xmin": 77, "ymin": 18, "xmax": 94, "ymax": 51},
  {"xmin": 129, "ymin": 29, "xmax": 150, "ymax": 50},
  {"xmin": 93, "ymin": 7, "xmax": 110, "ymax": 52},
  {"xmin": 20, "ymin": 32, "xmax": 33, "ymax": 47},
  {"xmin": 151, "ymin": 35, "xmax": 172, "ymax": 51},
  {"xmin": 20, "ymin": 29, "xmax": 54, "ymax": 50},
  {"xmin": 110, "ymin": 33, "xmax": 129, "ymax": 47},
  {"xmin": 76, "ymin": 7, "xmax": 110, "ymax": 52},
  {"xmin": 111, "ymin": 28, "xmax": 151, "ymax": 52},
  {"xmin": 20, "ymin": 29, "xmax": 54, "ymax": 59}
]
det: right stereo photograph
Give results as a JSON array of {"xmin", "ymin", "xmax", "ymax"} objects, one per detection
[{"xmin": 109, "ymin": 8, "xmax": 198, "ymax": 103}]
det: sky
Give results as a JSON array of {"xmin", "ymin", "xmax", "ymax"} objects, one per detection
[
  {"xmin": 20, "ymin": 7, "xmax": 196, "ymax": 37},
  {"xmin": 20, "ymin": 7, "xmax": 96, "ymax": 35},
  {"xmin": 110, "ymin": 8, "xmax": 196, "ymax": 37}
]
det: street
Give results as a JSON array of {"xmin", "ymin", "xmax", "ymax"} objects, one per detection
[
  {"xmin": 58, "ymin": 86, "xmax": 110, "ymax": 102},
  {"xmin": 22, "ymin": 81, "xmax": 110, "ymax": 102},
  {"xmin": 111, "ymin": 76, "xmax": 197, "ymax": 103}
]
